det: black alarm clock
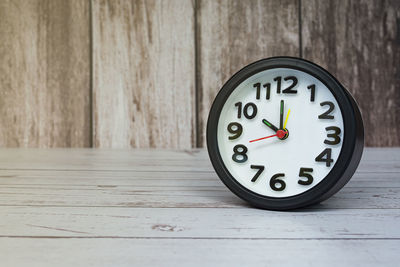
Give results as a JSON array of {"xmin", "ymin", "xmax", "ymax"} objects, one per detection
[{"xmin": 207, "ymin": 57, "xmax": 364, "ymax": 210}]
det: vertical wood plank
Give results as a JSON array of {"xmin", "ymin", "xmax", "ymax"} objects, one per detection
[
  {"xmin": 0, "ymin": 0, "xmax": 91, "ymax": 147},
  {"xmin": 196, "ymin": 0, "xmax": 300, "ymax": 147},
  {"xmin": 92, "ymin": 0, "xmax": 195, "ymax": 149},
  {"xmin": 301, "ymin": 0, "xmax": 400, "ymax": 146}
]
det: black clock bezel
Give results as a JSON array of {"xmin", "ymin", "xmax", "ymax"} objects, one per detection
[{"xmin": 206, "ymin": 57, "xmax": 364, "ymax": 210}]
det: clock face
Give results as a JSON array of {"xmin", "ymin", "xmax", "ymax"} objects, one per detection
[{"xmin": 216, "ymin": 68, "xmax": 344, "ymax": 198}]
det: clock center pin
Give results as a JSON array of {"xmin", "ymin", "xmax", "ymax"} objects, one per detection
[{"xmin": 277, "ymin": 129, "xmax": 289, "ymax": 140}]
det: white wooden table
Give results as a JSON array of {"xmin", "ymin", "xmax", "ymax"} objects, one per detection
[{"xmin": 0, "ymin": 148, "xmax": 399, "ymax": 266}]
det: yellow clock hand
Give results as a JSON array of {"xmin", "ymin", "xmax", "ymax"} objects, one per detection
[{"xmin": 283, "ymin": 109, "xmax": 291, "ymax": 129}]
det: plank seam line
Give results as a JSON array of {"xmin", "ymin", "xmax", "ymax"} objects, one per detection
[
  {"xmin": 298, "ymin": 0, "xmax": 303, "ymax": 58},
  {"xmin": 0, "ymin": 168, "xmax": 219, "ymax": 173},
  {"xmin": 0, "ymin": 169, "xmax": 397, "ymax": 174},
  {"xmin": 2, "ymin": 185, "xmax": 397, "ymax": 189},
  {"xmin": 194, "ymin": 0, "xmax": 201, "ymax": 148},
  {"xmin": 89, "ymin": 0, "xmax": 94, "ymax": 148},
  {"xmin": 0, "ymin": 205, "xmax": 398, "ymax": 210},
  {"xmin": 0, "ymin": 236, "xmax": 399, "ymax": 240}
]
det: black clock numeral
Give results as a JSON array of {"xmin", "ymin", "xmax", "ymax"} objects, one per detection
[
  {"xmin": 270, "ymin": 173, "xmax": 286, "ymax": 191},
  {"xmin": 253, "ymin": 83, "xmax": 261, "ymax": 100},
  {"xmin": 274, "ymin": 76, "xmax": 282, "ymax": 94},
  {"xmin": 264, "ymin": 83, "xmax": 271, "ymax": 100},
  {"xmin": 250, "ymin": 165, "xmax": 264, "ymax": 182},
  {"xmin": 234, "ymin": 102, "xmax": 242, "ymax": 118},
  {"xmin": 274, "ymin": 76, "xmax": 298, "ymax": 94},
  {"xmin": 319, "ymin": 101, "xmax": 335, "ymax": 119},
  {"xmin": 243, "ymin": 103, "xmax": 257, "ymax": 119},
  {"xmin": 315, "ymin": 148, "xmax": 333, "ymax": 167},
  {"xmin": 253, "ymin": 83, "xmax": 271, "ymax": 100},
  {"xmin": 232, "ymin": 144, "xmax": 248, "ymax": 163},
  {"xmin": 282, "ymin": 76, "xmax": 298, "ymax": 94},
  {"xmin": 298, "ymin": 167, "xmax": 314, "ymax": 185},
  {"xmin": 227, "ymin": 122, "xmax": 243, "ymax": 140},
  {"xmin": 235, "ymin": 102, "xmax": 257, "ymax": 119},
  {"xmin": 324, "ymin": 126, "xmax": 341, "ymax": 145},
  {"xmin": 307, "ymin": 84, "xmax": 316, "ymax": 102}
]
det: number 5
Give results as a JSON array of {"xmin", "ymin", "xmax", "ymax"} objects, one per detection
[{"xmin": 298, "ymin": 168, "xmax": 313, "ymax": 185}]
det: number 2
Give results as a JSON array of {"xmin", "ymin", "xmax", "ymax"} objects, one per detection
[{"xmin": 319, "ymin": 102, "xmax": 335, "ymax": 119}]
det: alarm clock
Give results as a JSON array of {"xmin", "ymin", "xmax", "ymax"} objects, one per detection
[{"xmin": 207, "ymin": 57, "xmax": 364, "ymax": 210}]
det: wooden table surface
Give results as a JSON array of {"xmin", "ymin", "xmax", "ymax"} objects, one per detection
[{"xmin": 0, "ymin": 148, "xmax": 399, "ymax": 266}]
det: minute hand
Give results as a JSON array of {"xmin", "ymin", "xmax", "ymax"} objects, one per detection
[
  {"xmin": 262, "ymin": 119, "xmax": 279, "ymax": 132},
  {"xmin": 279, "ymin": 100, "xmax": 284, "ymax": 129}
]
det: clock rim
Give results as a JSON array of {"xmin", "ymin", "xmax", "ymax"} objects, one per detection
[{"xmin": 206, "ymin": 56, "xmax": 364, "ymax": 210}]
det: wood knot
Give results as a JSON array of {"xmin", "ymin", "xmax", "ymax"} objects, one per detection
[{"xmin": 152, "ymin": 224, "xmax": 183, "ymax": 232}]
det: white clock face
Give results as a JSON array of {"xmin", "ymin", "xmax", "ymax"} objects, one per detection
[{"xmin": 217, "ymin": 68, "xmax": 344, "ymax": 198}]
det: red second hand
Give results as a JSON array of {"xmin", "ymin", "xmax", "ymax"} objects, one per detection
[
  {"xmin": 249, "ymin": 130, "xmax": 287, "ymax": 143},
  {"xmin": 249, "ymin": 133, "xmax": 278, "ymax": 143}
]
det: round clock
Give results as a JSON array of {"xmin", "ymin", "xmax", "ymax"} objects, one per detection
[{"xmin": 207, "ymin": 57, "xmax": 364, "ymax": 210}]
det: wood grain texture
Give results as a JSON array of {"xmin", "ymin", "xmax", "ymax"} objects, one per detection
[
  {"xmin": 0, "ymin": 147, "xmax": 396, "ymax": 172},
  {"xmin": 92, "ymin": 0, "xmax": 195, "ymax": 149},
  {"xmin": 0, "ymin": 0, "xmax": 398, "ymax": 148},
  {"xmin": 0, "ymin": 148, "xmax": 398, "ymax": 210},
  {"xmin": 301, "ymin": 0, "xmax": 400, "ymax": 146},
  {"xmin": 196, "ymin": 0, "xmax": 300, "ymax": 146},
  {"xmin": 1, "ymin": 207, "xmax": 399, "ymax": 238},
  {"xmin": 0, "ymin": 148, "xmax": 399, "ymax": 266},
  {"xmin": 0, "ymin": 0, "xmax": 91, "ymax": 147},
  {"xmin": 2, "ymin": 239, "xmax": 399, "ymax": 267},
  {"xmin": 0, "ymin": 179, "xmax": 398, "ymax": 209}
]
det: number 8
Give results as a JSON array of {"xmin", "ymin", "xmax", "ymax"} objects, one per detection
[{"xmin": 232, "ymin": 145, "xmax": 248, "ymax": 163}]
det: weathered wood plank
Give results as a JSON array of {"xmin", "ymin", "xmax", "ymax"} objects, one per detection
[
  {"xmin": 301, "ymin": 0, "xmax": 400, "ymax": 146},
  {"xmin": 92, "ymin": 0, "xmax": 196, "ymax": 149},
  {"xmin": 1, "ymin": 207, "xmax": 399, "ymax": 238},
  {"xmin": 0, "ymin": 183, "xmax": 398, "ymax": 209},
  {"xmin": 0, "ymin": 149, "xmax": 397, "ymax": 209},
  {"xmin": 1, "ymin": 239, "xmax": 399, "ymax": 267},
  {"xmin": 0, "ymin": 148, "xmax": 398, "ymax": 266},
  {"xmin": 197, "ymin": 0, "xmax": 300, "ymax": 146},
  {"xmin": 0, "ymin": 169, "xmax": 398, "ymax": 187},
  {"xmin": 359, "ymin": 148, "xmax": 400, "ymax": 161},
  {"xmin": 0, "ymin": 0, "xmax": 91, "ymax": 147},
  {"xmin": 0, "ymin": 148, "xmax": 397, "ymax": 172}
]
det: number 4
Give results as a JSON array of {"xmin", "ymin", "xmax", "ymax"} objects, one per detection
[{"xmin": 315, "ymin": 148, "xmax": 333, "ymax": 167}]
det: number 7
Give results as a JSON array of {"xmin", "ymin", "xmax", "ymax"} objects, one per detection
[{"xmin": 250, "ymin": 165, "xmax": 264, "ymax": 182}]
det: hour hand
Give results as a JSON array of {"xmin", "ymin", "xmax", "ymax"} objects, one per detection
[{"xmin": 262, "ymin": 119, "xmax": 279, "ymax": 132}]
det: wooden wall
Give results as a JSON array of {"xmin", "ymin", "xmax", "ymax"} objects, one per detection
[
  {"xmin": 0, "ymin": 0, "xmax": 91, "ymax": 147},
  {"xmin": 0, "ymin": 0, "xmax": 398, "ymax": 148}
]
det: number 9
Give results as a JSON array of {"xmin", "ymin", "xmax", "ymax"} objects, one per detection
[{"xmin": 227, "ymin": 122, "xmax": 243, "ymax": 140}]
